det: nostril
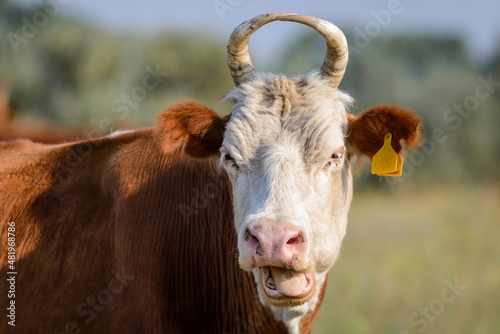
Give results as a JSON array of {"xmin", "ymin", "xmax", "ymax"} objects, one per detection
[
  {"xmin": 250, "ymin": 234, "xmax": 260, "ymax": 246},
  {"xmin": 286, "ymin": 233, "xmax": 303, "ymax": 245},
  {"xmin": 245, "ymin": 228, "xmax": 260, "ymax": 249}
]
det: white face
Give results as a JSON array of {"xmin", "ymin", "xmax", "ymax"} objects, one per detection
[{"xmin": 221, "ymin": 73, "xmax": 354, "ymax": 319}]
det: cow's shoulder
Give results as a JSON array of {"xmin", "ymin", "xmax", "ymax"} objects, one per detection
[
  {"xmin": 0, "ymin": 129, "xmax": 154, "ymax": 209},
  {"xmin": 0, "ymin": 139, "xmax": 49, "ymax": 170}
]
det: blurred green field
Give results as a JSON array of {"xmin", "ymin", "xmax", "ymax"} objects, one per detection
[{"xmin": 314, "ymin": 184, "xmax": 500, "ymax": 334}]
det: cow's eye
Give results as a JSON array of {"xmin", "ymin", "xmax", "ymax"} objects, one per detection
[
  {"xmin": 324, "ymin": 147, "xmax": 345, "ymax": 169},
  {"xmin": 224, "ymin": 153, "xmax": 239, "ymax": 169}
]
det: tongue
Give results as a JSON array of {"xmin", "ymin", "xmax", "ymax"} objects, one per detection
[{"xmin": 269, "ymin": 267, "xmax": 308, "ymax": 297}]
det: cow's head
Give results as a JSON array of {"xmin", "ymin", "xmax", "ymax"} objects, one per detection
[{"xmin": 158, "ymin": 13, "xmax": 423, "ymax": 331}]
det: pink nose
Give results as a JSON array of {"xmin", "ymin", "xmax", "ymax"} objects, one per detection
[{"xmin": 245, "ymin": 223, "xmax": 307, "ymax": 268}]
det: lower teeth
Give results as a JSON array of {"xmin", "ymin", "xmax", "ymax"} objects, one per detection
[{"xmin": 266, "ymin": 282, "xmax": 276, "ymax": 290}]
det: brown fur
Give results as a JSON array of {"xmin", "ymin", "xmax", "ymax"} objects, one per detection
[
  {"xmin": 347, "ymin": 104, "xmax": 423, "ymax": 158},
  {"xmin": 0, "ymin": 101, "xmax": 315, "ymax": 334},
  {"xmin": 156, "ymin": 100, "xmax": 226, "ymax": 158},
  {"xmin": 299, "ymin": 275, "xmax": 328, "ymax": 333}
]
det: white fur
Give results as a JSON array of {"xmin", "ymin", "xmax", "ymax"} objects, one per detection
[
  {"xmin": 221, "ymin": 71, "xmax": 354, "ymax": 333},
  {"xmin": 107, "ymin": 129, "xmax": 137, "ymax": 138}
]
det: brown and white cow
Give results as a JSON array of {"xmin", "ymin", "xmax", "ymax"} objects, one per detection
[{"xmin": 0, "ymin": 13, "xmax": 422, "ymax": 334}]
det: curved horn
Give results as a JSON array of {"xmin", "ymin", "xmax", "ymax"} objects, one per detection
[
  {"xmin": 277, "ymin": 14, "xmax": 348, "ymax": 88},
  {"xmin": 227, "ymin": 13, "xmax": 296, "ymax": 87},
  {"xmin": 227, "ymin": 13, "xmax": 348, "ymax": 88}
]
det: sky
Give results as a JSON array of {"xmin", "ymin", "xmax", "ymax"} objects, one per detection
[{"xmin": 12, "ymin": 0, "xmax": 500, "ymax": 66}]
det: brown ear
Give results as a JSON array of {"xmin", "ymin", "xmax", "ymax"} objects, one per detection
[
  {"xmin": 156, "ymin": 100, "xmax": 226, "ymax": 159},
  {"xmin": 347, "ymin": 104, "xmax": 423, "ymax": 158}
]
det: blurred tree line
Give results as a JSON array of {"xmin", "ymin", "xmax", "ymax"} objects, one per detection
[
  {"xmin": 1, "ymin": 0, "xmax": 499, "ymax": 187},
  {"xmin": 0, "ymin": 0, "xmax": 235, "ymax": 126}
]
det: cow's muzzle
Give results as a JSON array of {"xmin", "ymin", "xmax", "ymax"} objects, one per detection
[{"xmin": 240, "ymin": 220, "xmax": 315, "ymax": 305}]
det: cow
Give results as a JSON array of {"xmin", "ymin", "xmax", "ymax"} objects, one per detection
[{"xmin": 0, "ymin": 13, "xmax": 423, "ymax": 334}]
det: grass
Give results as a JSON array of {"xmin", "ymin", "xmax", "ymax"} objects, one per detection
[{"xmin": 313, "ymin": 184, "xmax": 500, "ymax": 334}]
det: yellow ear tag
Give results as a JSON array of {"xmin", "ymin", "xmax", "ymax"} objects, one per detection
[{"xmin": 371, "ymin": 132, "xmax": 403, "ymax": 177}]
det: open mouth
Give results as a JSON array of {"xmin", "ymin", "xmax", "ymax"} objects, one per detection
[{"xmin": 261, "ymin": 266, "xmax": 314, "ymax": 301}]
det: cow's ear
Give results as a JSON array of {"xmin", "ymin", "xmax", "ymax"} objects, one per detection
[
  {"xmin": 156, "ymin": 100, "xmax": 226, "ymax": 159},
  {"xmin": 347, "ymin": 104, "xmax": 423, "ymax": 159}
]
